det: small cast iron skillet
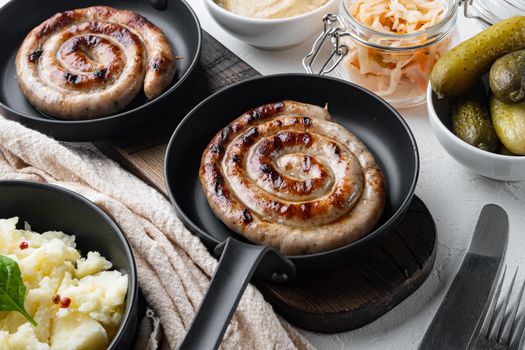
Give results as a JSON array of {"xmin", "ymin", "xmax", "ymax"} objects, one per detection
[
  {"xmin": 0, "ymin": 0, "xmax": 201, "ymax": 141},
  {"xmin": 0, "ymin": 180, "xmax": 138, "ymax": 350},
  {"xmin": 164, "ymin": 74, "xmax": 420, "ymax": 350}
]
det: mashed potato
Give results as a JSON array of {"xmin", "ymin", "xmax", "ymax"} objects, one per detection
[{"xmin": 0, "ymin": 217, "xmax": 128, "ymax": 350}]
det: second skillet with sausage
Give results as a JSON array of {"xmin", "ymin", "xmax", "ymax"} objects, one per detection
[{"xmin": 16, "ymin": 6, "xmax": 176, "ymax": 120}]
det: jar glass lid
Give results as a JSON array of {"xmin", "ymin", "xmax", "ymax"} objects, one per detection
[{"xmin": 465, "ymin": 0, "xmax": 525, "ymax": 25}]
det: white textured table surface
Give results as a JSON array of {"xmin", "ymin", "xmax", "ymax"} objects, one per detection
[{"xmin": 4, "ymin": 0, "xmax": 525, "ymax": 348}]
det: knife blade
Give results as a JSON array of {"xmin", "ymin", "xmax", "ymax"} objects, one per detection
[{"xmin": 418, "ymin": 204, "xmax": 509, "ymax": 350}]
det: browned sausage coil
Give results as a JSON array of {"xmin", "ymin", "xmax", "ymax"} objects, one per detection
[
  {"xmin": 16, "ymin": 6, "xmax": 176, "ymax": 120},
  {"xmin": 200, "ymin": 101, "xmax": 386, "ymax": 255}
]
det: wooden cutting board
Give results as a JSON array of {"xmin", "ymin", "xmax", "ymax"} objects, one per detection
[
  {"xmin": 254, "ymin": 196, "xmax": 435, "ymax": 332},
  {"xmin": 96, "ymin": 30, "xmax": 437, "ymax": 333}
]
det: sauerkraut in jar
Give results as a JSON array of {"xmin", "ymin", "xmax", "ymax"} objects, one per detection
[{"xmin": 336, "ymin": 0, "xmax": 457, "ymax": 107}]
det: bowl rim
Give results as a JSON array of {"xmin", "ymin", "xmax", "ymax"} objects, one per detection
[
  {"xmin": 0, "ymin": 180, "xmax": 138, "ymax": 349},
  {"xmin": 426, "ymin": 83, "xmax": 525, "ymax": 162},
  {"xmin": 205, "ymin": 0, "xmax": 338, "ymax": 23}
]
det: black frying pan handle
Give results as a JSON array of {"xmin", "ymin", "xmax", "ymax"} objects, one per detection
[
  {"xmin": 178, "ymin": 237, "xmax": 294, "ymax": 350},
  {"xmin": 149, "ymin": 0, "xmax": 167, "ymax": 11}
]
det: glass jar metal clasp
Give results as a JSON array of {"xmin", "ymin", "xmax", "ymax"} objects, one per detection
[
  {"xmin": 459, "ymin": 0, "xmax": 493, "ymax": 26},
  {"xmin": 302, "ymin": 14, "xmax": 350, "ymax": 75},
  {"xmin": 304, "ymin": 2, "xmax": 494, "ymax": 75}
]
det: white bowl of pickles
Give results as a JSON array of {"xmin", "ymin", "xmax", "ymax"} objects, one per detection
[{"xmin": 427, "ymin": 15, "xmax": 525, "ymax": 182}]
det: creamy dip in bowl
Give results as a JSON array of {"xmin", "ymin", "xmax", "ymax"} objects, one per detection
[
  {"xmin": 215, "ymin": 0, "xmax": 330, "ymax": 19},
  {"xmin": 206, "ymin": 0, "xmax": 338, "ymax": 49}
]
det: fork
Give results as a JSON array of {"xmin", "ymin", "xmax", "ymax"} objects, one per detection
[{"xmin": 470, "ymin": 266, "xmax": 525, "ymax": 350}]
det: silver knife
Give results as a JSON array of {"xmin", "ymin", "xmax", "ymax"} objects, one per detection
[{"xmin": 419, "ymin": 204, "xmax": 509, "ymax": 350}]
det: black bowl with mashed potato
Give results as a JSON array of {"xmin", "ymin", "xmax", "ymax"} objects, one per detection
[{"xmin": 0, "ymin": 180, "xmax": 137, "ymax": 350}]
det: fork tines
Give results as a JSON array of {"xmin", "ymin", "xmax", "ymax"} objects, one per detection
[{"xmin": 477, "ymin": 266, "xmax": 525, "ymax": 349}]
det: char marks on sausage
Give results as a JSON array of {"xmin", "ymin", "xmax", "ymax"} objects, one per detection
[
  {"xmin": 199, "ymin": 101, "xmax": 385, "ymax": 255},
  {"xmin": 16, "ymin": 6, "xmax": 176, "ymax": 120}
]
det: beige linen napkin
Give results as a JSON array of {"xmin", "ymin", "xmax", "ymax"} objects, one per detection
[{"xmin": 0, "ymin": 117, "xmax": 313, "ymax": 350}]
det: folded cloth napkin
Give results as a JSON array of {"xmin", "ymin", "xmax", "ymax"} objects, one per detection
[{"xmin": 0, "ymin": 117, "xmax": 313, "ymax": 350}]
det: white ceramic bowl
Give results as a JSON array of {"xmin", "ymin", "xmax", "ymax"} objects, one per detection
[
  {"xmin": 205, "ymin": 0, "xmax": 338, "ymax": 50},
  {"xmin": 427, "ymin": 83, "xmax": 525, "ymax": 182}
]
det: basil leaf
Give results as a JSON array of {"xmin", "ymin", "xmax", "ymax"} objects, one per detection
[{"xmin": 0, "ymin": 255, "xmax": 37, "ymax": 326}]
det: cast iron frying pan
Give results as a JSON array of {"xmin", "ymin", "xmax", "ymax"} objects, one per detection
[{"xmin": 165, "ymin": 74, "xmax": 420, "ymax": 349}]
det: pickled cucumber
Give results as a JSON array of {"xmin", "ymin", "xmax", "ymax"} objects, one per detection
[
  {"xmin": 431, "ymin": 16, "xmax": 525, "ymax": 98},
  {"xmin": 451, "ymin": 86, "xmax": 498, "ymax": 152},
  {"xmin": 489, "ymin": 50, "xmax": 525, "ymax": 104},
  {"xmin": 498, "ymin": 144, "xmax": 517, "ymax": 156},
  {"xmin": 490, "ymin": 96, "xmax": 525, "ymax": 155}
]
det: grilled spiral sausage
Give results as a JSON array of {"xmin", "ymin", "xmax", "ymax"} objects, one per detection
[
  {"xmin": 200, "ymin": 101, "xmax": 385, "ymax": 255},
  {"xmin": 16, "ymin": 6, "xmax": 176, "ymax": 120}
]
